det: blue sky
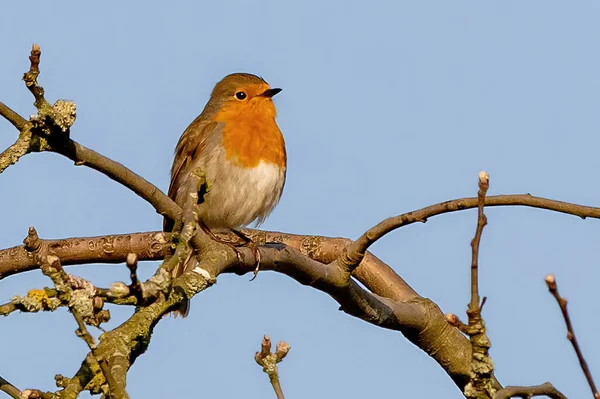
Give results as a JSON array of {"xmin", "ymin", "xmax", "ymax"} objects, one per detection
[{"xmin": 1, "ymin": 1, "xmax": 599, "ymax": 398}]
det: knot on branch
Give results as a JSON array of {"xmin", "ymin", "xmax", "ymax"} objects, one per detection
[
  {"xmin": 30, "ymin": 99, "xmax": 77, "ymax": 140},
  {"xmin": 50, "ymin": 100, "xmax": 77, "ymax": 133},
  {"xmin": 23, "ymin": 226, "xmax": 42, "ymax": 252}
]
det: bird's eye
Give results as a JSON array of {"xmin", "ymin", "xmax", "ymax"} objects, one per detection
[{"xmin": 235, "ymin": 91, "xmax": 247, "ymax": 100}]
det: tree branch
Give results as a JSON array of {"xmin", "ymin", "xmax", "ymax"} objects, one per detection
[
  {"xmin": 0, "ymin": 375, "xmax": 23, "ymax": 399},
  {"xmin": 255, "ymin": 335, "xmax": 290, "ymax": 399},
  {"xmin": 0, "ymin": 126, "xmax": 34, "ymax": 174},
  {"xmin": 494, "ymin": 382, "xmax": 568, "ymax": 399},
  {"xmin": 469, "ymin": 171, "xmax": 489, "ymax": 316},
  {"xmin": 50, "ymin": 139, "xmax": 181, "ymax": 221},
  {"xmin": 3, "ymin": 192, "xmax": 600, "ymax": 281},
  {"xmin": 463, "ymin": 172, "xmax": 494, "ymax": 398},
  {"xmin": 546, "ymin": 274, "xmax": 599, "ymax": 399},
  {"xmin": 22, "ymin": 44, "xmax": 47, "ymax": 109},
  {"xmin": 0, "ymin": 44, "xmax": 181, "ymax": 222},
  {"xmin": 446, "ymin": 172, "xmax": 495, "ymax": 398},
  {"xmin": 2, "ymin": 44, "xmax": 597, "ymax": 398},
  {"xmin": 0, "ymin": 101, "xmax": 27, "ymax": 131},
  {"xmin": 338, "ymin": 193, "xmax": 600, "ymax": 273}
]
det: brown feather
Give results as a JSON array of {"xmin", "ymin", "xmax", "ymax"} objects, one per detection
[
  {"xmin": 163, "ymin": 118, "xmax": 218, "ymax": 232},
  {"xmin": 164, "ymin": 73, "xmax": 285, "ymax": 318}
]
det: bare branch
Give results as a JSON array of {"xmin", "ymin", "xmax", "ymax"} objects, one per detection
[
  {"xmin": 2, "ymin": 45, "xmax": 598, "ymax": 398},
  {"xmin": 469, "ymin": 170, "xmax": 489, "ymax": 316},
  {"xmin": 51, "ymin": 139, "xmax": 181, "ymax": 222},
  {"xmin": 0, "ymin": 101, "xmax": 27, "ymax": 131},
  {"xmin": 310, "ymin": 192, "xmax": 600, "ymax": 275},
  {"xmin": 3, "ymin": 192, "xmax": 600, "ymax": 284},
  {"xmin": 454, "ymin": 171, "xmax": 495, "ymax": 399},
  {"xmin": 255, "ymin": 335, "xmax": 290, "ymax": 399},
  {"xmin": 70, "ymin": 307, "xmax": 124, "ymax": 398},
  {"xmin": 23, "ymin": 44, "xmax": 47, "ymax": 108},
  {"xmin": 125, "ymin": 253, "xmax": 143, "ymax": 301},
  {"xmin": 0, "ymin": 376, "xmax": 57, "ymax": 399},
  {"xmin": 495, "ymin": 382, "xmax": 568, "ymax": 399},
  {"xmin": 546, "ymin": 274, "xmax": 599, "ymax": 399},
  {"xmin": 0, "ymin": 127, "xmax": 34, "ymax": 174},
  {"xmin": 55, "ymin": 353, "xmax": 106, "ymax": 398},
  {"xmin": 36, "ymin": 255, "xmax": 123, "ymax": 397},
  {"xmin": 50, "ymin": 169, "xmax": 211, "ymax": 398},
  {"xmin": 0, "ymin": 283, "xmax": 138, "ymax": 317},
  {"xmin": 0, "ymin": 375, "xmax": 23, "ymax": 399},
  {"xmin": 1, "ymin": 44, "xmax": 181, "ymax": 222},
  {"xmin": 2, "ymin": 190, "xmax": 598, "ymax": 393}
]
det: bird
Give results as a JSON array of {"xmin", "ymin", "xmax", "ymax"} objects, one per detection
[{"xmin": 164, "ymin": 73, "xmax": 286, "ymax": 316}]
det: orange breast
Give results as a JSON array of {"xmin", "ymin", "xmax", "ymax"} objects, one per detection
[{"xmin": 217, "ymin": 101, "xmax": 286, "ymax": 168}]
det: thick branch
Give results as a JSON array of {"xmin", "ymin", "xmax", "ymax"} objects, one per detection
[
  {"xmin": 0, "ymin": 229, "xmax": 415, "ymax": 300},
  {"xmin": 2, "ymin": 192, "xmax": 599, "ymax": 392},
  {"xmin": 3, "ymin": 193, "xmax": 600, "ymax": 287},
  {"xmin": 2, "ymin": 45, "xmax": 597, "ymax": 397},
  {"xmin": 0, "ymin": 376, "xmax": 22, "ymax": 399},
  {"xmin": 0, "ymin": 128, "xmax": 33, "ymax": 174}
]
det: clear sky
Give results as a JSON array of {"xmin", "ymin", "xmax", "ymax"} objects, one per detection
[{"xmin": 1, "ymin": 1, "xmax": 599, "ymax": 398}]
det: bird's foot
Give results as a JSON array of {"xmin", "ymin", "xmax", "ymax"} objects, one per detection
[
  {"xmin": 197, "ymin": 223, "xmax": 261, "ymax": 276},
  {"xmin": 198, "ymin": 221, "xmax": 245, "ymax": 264},
  {"xmin": 231, "ymin": 229, "xmax": 261, "ymax": 280}
]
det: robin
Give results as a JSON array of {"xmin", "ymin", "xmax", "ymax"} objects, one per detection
[{"xmin": 164, "ymin": 73, "xmax": 286, "ymax": 316}]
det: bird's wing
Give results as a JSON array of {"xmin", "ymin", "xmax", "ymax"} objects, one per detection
[{"xmin": 164, "ymin": 117, "xmax": 218, "ymax": 231}]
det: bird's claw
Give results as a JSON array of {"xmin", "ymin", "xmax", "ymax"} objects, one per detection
[{"xmin": 249, "ymin": 244, "xmax": 261, "ymax": 281}]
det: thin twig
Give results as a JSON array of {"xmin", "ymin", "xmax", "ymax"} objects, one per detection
[
  {"xmin": 495, "ymin": 382, "xmax": 568, "ymax": 399},
  {"xmin": 469, "ymin": 171, "xmax": 489, "ymax": 316},
  {"xmin": 457, "ymin": 171, "xmax": 495, "ymax": 399},
  {"xmin": 38, "ymin": 254, "xmax": 123, "ymax": 398},
  {"xmin": 333, "ymin": 192, "xmax": 600, "ymax": 275},
  {"xmin": 70, "ymin": 306, "xmax": 121, "ymax": 398},
  {"xmin": 22, "ymin": 44, "xmax": 47, "ymax": 108},
  {"xmin": 546, "ymin": 274, "xmax": 599, "ymax": 399},
  {"xmin": 2, "ymin": 44, "xmax": 181, "ymax": 221},
  {"xmin": 71, "ymin": 307, "xmax": 96, "ymax": 349},
  {"xmin": 254, "ymin": 335, "xmax": 290, "ymax": 399},
  {"xmin": 126, "ymin": 253, "xmax": 143, "ymax": 301}
]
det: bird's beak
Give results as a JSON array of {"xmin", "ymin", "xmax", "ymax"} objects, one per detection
[{"xmin": 260, "ymin": 88, "xmax": 282, "ymax": 98}]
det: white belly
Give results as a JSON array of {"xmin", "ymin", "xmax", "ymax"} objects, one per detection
[{"xmin": 198, "ymin": 159, "xmax": 285, "ymax": 229}]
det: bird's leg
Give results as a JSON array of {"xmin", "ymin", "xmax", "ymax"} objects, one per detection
[
  {"xmin": 197, "ymin": 220, "xmax": 244, "ymax": 264},
  {"xmin": 231, "ymin": 229, "xmax": 261, "ymax": 280}
]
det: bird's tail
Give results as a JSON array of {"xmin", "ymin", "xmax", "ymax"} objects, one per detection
[{"xmin": 169, "ymin": 251, "xmax": 196, "ymax": 318}]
